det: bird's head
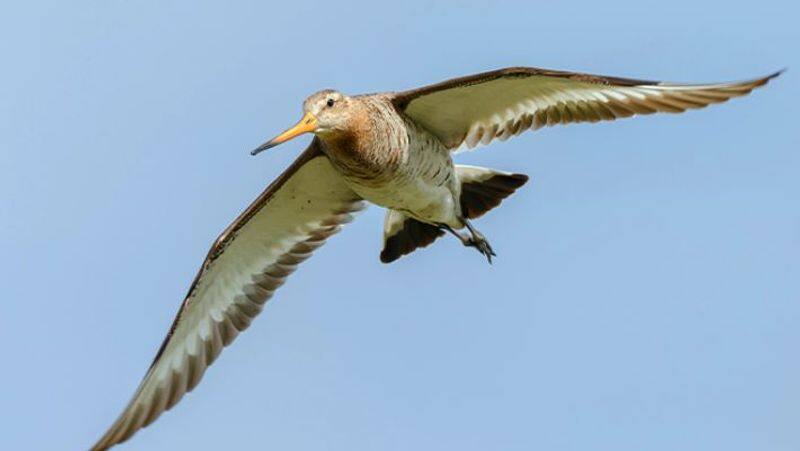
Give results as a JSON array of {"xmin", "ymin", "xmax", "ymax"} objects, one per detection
[{"xmin": 251, "ymin": 89, "xmax": 353, "ymax": 155}]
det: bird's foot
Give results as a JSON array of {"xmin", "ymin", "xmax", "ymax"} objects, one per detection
[
  {"xmin": 441, "ymin": 220, "xmax": 496, "ymax": 264},
  {"xmin": 465, "ymin": 230, "xmax": 495, "ymax": 264}
]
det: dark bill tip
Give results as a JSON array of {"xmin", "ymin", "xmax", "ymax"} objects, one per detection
[{"xmin": 250, "ymin": 140, "xmax": 279, "ymax": 156}]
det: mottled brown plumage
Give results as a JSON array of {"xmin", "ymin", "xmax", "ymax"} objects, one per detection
[{"xmin": 93, "ymin": 66, "xmax": 780, "ymax": 450}]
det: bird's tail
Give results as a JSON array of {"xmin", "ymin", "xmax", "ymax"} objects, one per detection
[
  {"xmin": 456, "ymin": 166, "xmax": 529, "ymax": 220},
  {"xmin": 379, "ymin": 166, "xmax": 528, "ymax": 263}
]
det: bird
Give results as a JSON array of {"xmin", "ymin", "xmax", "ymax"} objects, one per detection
[{"xmin": 91, "ymin": 66, "xmax": 780, "ymax": 450}]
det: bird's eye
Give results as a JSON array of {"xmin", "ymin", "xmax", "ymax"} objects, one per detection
[{"xmin": 326, "ymin": 98, "xmax": 335, "ymax": 107}]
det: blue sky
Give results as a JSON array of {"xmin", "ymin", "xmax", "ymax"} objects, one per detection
[{"xmin": 1, "ymin": 1, "xmax": 797, "ymax": 450}]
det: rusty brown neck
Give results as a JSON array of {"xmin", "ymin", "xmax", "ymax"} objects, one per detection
[{"xmin": 318, "ymin": 95, "xmax": 406, "ymax": 181}]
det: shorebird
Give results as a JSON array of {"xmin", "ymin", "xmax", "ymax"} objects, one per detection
[{"xmin": 92, "ymin": 66, "xmax": 779, "ymax": 450}]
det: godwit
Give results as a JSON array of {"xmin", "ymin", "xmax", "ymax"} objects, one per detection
[{"xmin": 92, "ymin": 66, "xmax": 780, "ymax": 450}]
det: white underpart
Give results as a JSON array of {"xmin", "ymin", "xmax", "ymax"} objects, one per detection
[
  {"xmin": 92, "ymin": 151, "xmax": 364, "ymax": 450},
  {"xmin": 401, "ymin": 74, "xmax": 775, "ymax": 153}
]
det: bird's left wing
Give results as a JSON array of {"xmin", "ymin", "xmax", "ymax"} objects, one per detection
[
  {"xmin": 392, "ymin": 66, "xmax": 780, "ymax": 151},
  {"xmin": 92, "ymin": 139, "xmax": 365, "ymax": 450}
]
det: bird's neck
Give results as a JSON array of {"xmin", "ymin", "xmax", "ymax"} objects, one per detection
[{"xmin": 319, "ymin": 98, "xmax": 403, "ymax": 178}]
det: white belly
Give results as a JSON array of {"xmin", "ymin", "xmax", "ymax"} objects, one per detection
[{"xmin": 344, "ymin": 167, "xmax": 460, "ymax": 227}]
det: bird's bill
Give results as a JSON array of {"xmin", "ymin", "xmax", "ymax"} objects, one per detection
[{"xmin": 251, "ymin": 112, "xmax": 318, "ymax": 155}]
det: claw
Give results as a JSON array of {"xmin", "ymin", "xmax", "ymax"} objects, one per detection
[
  {"xmin": 467, "ymin": 237, "xmax": 495, "ymax": 264},
  {"xmin": 440, "ymin": 220, "xmax": 497, "ymax": 264},
  {"xmin": 462, "ymin": 220, "xmax": 495, "ymax": 264}
]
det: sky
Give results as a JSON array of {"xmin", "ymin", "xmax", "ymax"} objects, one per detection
[{"xmin": 0, "ymin": 1, "xmax": 797, "ymax": 450}]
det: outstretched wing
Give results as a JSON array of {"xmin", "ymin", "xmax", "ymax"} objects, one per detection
[
  {"xmin": 92, "ymin": 139, "xmax": 365, "ymax": 450},
  {"xmin": 393, "ymin": 66, "xmax": 781, "ymax": 150}
]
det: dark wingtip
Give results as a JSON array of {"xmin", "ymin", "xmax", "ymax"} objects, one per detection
[
  {"xmin": 751, "ymin": 69, "xmax": 785, "ymax": 86},
  {"xmin": 379, "ymin": 251, "xmax": 396, "ymax": 264},
  {"xmin": 496, "ymin": 172, "xmax": 530, "ymax": 190},
  {"xmin": 510, "ymin": 173, "xmax": 530, "ymax": 186},
  {"xmin": 760, "ymin": 69, "xmax": 786, "ymax": 83}
]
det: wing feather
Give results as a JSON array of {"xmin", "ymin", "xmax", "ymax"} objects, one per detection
[
  {"xmin": 92, "ymin": 139, "xmax": 364, "ymax": 450},
  {"xmin": 393, "ymin": 66, "xmax": 781, "ymax": 151}
]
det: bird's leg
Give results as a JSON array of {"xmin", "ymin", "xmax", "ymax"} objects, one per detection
[
  {"xmin": 440, "ymin": 223, "xmax": 470, "ymax": 244},
  {"xmin": 439, "ymin": 220, "xmax": 496, "ymax": 264}
]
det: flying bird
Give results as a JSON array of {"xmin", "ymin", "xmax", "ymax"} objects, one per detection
[{"xmin": 92, "ymin": 66, "xmax": 780, "ymax": 450}]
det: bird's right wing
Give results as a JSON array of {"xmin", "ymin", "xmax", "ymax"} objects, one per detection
[
  {"xmin": 392, "ymin": 66, "xmax": 781, "ymax": 151},
  {"xmin": 92, "ymin": 138, "xmax": 365, "ymax": 450}
]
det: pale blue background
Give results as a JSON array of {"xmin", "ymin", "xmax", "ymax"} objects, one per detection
[{"xmin": 0, "ymin": 1, "xmax": 797, "ymax": 450}]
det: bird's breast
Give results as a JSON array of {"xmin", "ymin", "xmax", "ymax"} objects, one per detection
[{"xmin": 321, "ymin": 113, "xmax": 457, "ymax": 221}]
